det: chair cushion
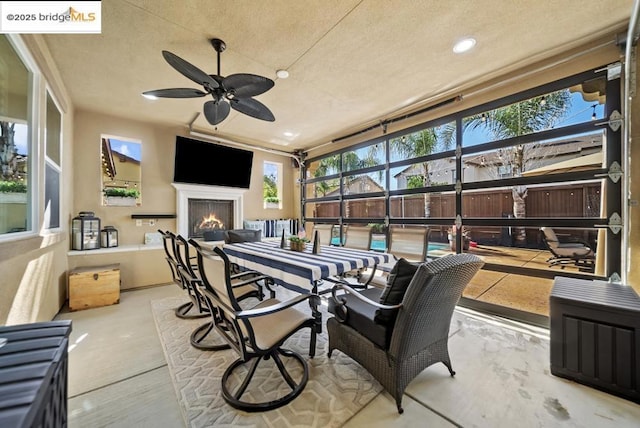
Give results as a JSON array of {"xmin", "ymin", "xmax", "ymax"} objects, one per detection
[
  {"xmin": 329, "ymin": 288, "xmax": 391, "ymax": 349},
  {"xmin": 225, "ymin": 229, "xmax": 262, "ymax": 243},
  {"xmin": 374, "ymin": 258, "xmax": 420, "ymax": 323},
  {"xmin": 203, "ymin": 230, "xmax": 226, "ymax": 241}
]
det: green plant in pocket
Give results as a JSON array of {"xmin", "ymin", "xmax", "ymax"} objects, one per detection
[
  {"xmin": 0, "ymin": 180, "xmax": 27, "ymax": 193},
  {"xmin": 288, "ymin": 236, "xmax": 310, "ymax": 244},
  {"xmin": 103, "ymin": 188, "xmax": 140, "ymax": 198}
]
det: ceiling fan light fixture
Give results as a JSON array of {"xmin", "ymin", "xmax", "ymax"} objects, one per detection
[
  {"xmin": 142, "ymin": 93, "xmax": 158, "ymax": 100},
  {"xmin": 453, "ymin": 37, "xmax": 476, "ymax": 54},
  {"xmin": 143, "ymin": 38, "xmax": 276, "ymax": 126},
  {"xmin": 276, "ymin": 69, "xmax": 290, "ymax": 79}
]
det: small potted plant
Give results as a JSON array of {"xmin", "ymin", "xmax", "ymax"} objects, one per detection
[{"xmin": 288, "ymin": 236, "xmax": 310, "ymax": 252}]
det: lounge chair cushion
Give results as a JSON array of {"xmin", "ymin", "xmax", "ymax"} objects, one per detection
[
  {"xmin": 225, "ymin": 229, "xmax": 262, "ymax": 243},
  {"xmin": 375, "ymin": 258, "xmax": 421, "ymax": 324},
  {"xmin": 332, "ymin": 287, "xmax": 391, "ymax": 349}
]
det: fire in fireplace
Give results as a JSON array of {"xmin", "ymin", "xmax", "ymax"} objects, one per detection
[{"xmin": 188, "ymin": 199, "xmax": 234, "ymax": 238}]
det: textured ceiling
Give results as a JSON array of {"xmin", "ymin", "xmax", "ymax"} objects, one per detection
[{"xmin": 43, "ymin": 0, "xmax": 633, "ymax": 152}]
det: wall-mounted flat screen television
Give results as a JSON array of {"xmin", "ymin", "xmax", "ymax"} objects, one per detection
[{"xmin": 173, "ymin": 136, "xmax": 254, "ymax": 188}]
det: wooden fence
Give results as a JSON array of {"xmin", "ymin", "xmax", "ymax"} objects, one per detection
[{"xmin": 312, "ymin": 183, "xmax": 601, "ymax": 246}]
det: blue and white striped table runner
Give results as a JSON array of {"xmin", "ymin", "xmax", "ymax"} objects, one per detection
[{"xmin": 223, "ymin": 241, "xmax": 391, "ymax": 293}]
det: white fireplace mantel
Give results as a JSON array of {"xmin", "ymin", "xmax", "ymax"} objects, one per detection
[{"xmin": 172, "ymin": 183, "xmax": 246, "ymax": 237}]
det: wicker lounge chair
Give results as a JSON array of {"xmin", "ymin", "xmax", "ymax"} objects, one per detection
[{"xmin": 327, "ymin": 253, "xmax": 484, "ymax": 414}]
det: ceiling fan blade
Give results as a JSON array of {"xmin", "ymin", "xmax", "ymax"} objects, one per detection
[
  {"xmin": 223, "ymin": 73, "xmax": 274, "ymax": 97},
  {"xmin": 230, "ymin": 97, "xmax": 275, "ymax": 122},
  {"xmin": 142, "ymin": 88, "xmax": 207, "ymax": 98},
  {"xmin": 203, "ymin": 100, "xmax": 231, "ymax": 125},
  {"xmin": 162, "ymin": 50, "xmax": 219, "ymax": 89}
]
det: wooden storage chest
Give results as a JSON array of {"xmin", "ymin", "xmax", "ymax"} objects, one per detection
[{"xmin": 68, "ymin": 264, "xmax": 120, "ymax": 311}]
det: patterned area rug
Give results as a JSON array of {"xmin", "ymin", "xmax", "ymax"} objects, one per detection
[{"xmin": 151, "ymin": 294, "xmax": 382, "ymax": 427}]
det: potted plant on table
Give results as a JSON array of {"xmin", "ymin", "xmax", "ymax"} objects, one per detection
[{"xmin": 288, "ymin": 236, "xmax": 310, "ymax": 252}]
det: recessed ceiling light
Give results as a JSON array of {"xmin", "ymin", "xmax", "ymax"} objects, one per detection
[
  {"xmin": 276, "ymin": 69, "xmax": 290, "ymax": 79},
  {"xmin": 453, "ymin": 37, "xmax": 476, "ymax": 54},
  {"xmin": 283, "ymin": 131, "xmax": 294, "ymax": 137}
]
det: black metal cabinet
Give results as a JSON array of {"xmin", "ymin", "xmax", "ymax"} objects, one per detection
[
  {"xmin": 0, "ymin": 320, "xmax": 72, "ymax": 427},
  {"xmin": 550, "ymin": 277, "xmax": 640, "ymax": 403}
]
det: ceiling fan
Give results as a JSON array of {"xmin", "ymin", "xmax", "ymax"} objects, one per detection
[{"xmin": 143, "ymin": 38, "xmax": 275, "ymax": 126}]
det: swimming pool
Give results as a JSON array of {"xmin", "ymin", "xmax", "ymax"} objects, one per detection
[{"xmin": 331, "ymin": 237, "xmax": 449, "ymax": 252}]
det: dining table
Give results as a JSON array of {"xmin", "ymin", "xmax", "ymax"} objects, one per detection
[{"xmin": 222, "ymin": 240, "xmax": 391, "ymax": 294}]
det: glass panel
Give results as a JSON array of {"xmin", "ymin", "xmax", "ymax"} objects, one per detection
[
  {"xmin": 462, "ymin": 181, "xmax": 603, "ymax": 220},
  {"xmin": 0, "ymin": 35, "xmax": 31, "ymax": 235},
  {"xmin": 307, "ymin": 154, "xmax": 340, "ymax": 179},
  {"xmin": 390, "ymin": 158, "xmax": 456, "ymax": 190},
  {"xmin": 342, "ymin": 171, "xmax": 385, "ymax": 196},
  {"xmin": 462, "ymin": 130, "xmax": 604, "ymax": 183},
  {"xmin": 462, "ymin": 79, "xmax": 606, "ymax": 147},
  {"xmin": 44, "ymin": 162, "xmax": 60, "ymax": 229},
  {"xmin": 343, "ymin": 196, "xmax": 385, "ymax": 219},
  {"xmin": 101, "ymin": 135, "xmax": 142, "ymax": 206},
  {"xmin": 390, "ymin": 191, "xmax": 456, "ymax": 219},
  {"xmin": 45, "ymin": 92, "xmax": 61, "ymax": 165},
  {"xmin": 305, "ymin": 178, "xmax": 340, "ymax": 198},
  {"xmin": 389, "ymin": 121, "xmax": 456, "ymax": 162},
  {"xmin": 341, "ymin": 142, "xmax": 385, "ymax": 172},
  {"xmin": 305, "ymin": 200, "xmax": 339, "ymax": 219}
]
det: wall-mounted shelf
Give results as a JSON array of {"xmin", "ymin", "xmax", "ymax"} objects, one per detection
[{"xmin": 131, "ymin": 214, "xmax": 176, "ymax": 219}]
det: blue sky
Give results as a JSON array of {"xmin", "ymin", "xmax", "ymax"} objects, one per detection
[{"xmin": 109, "ymin": 138, "xmax": 141, "ymax": 161}]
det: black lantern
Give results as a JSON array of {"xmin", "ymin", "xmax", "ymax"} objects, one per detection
[
  {"xmin": 71, "ymin": 211, "xmax": 101, "ymax": 250},
  {"xmin": 101, "ymin": 226, "xmax": 119, "ymax": 248}
]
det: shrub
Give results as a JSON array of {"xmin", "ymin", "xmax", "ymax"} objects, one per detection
[
  {"xmin": 0, "ymin": 180, "xmax": 27, "ymax": 193},
  {"xmin": 103, "ymin": 188, "xmax": 140, "ymax": 198}
]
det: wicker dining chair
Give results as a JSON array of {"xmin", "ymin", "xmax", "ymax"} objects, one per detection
[
  {"xmin": 327, "ymin": 253, "xmax": 484, "ymax": 414},
  {"xmin": 192, "ymin": 244, "xmax": 317, "ymax": 412}
]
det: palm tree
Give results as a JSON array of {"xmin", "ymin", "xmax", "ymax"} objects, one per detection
[
  {"xmin": 463, "ymin": 91, "xmax": 571, "ymax": 245},
  {"xmin": 387, "ymin": 125, "xmax": 455, "ymax": 217}
]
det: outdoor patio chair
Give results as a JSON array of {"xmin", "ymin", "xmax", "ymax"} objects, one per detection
[
  {"xmin": 310, "ymin": 223, "xmax": 336, "ymax": 246},
  {"xmin": 339, "ymin": 225, "xmax": 374, "ymax": 285},
  {"xmin": 180, "ymin": 237, "xmax": 271, "ymax": 350},
  {"xmin": 541, "ymin": 227, "xmax": 595, "ymax": 273},
  {"xmin": 327, "ymin": 254, "xmax": 484, "ymax": 414},
  {"xmin": 364, "ymin": 226, "xmax": 431, "ymax": 288},
  {"xmin": 158, "ymin": 229, "xmax": 207, "ymax": 319},
  {"xmin": 192, "ymin": 244, "xmax": 317, "ymax": 412}
]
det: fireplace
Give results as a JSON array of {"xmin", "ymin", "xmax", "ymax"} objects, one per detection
[
  {"xmin": 188, "ymin": 199, "xmax": 233, "ymax": 239},
  {"xmin": 172, "ymin": 183, "xmax": 246, "ymax": 239}
]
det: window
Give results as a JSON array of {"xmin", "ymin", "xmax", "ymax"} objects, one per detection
[
  {"xmin": 263, "ymin": 161, "xmax": 282, "ymax": 209},
  {"xmin": 301, "ymin": 65, "xmax": 621, "ymax": 326},
  {"xmin": 0, "ymin": 35, "xmax": 32, "ymax": 236}
]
